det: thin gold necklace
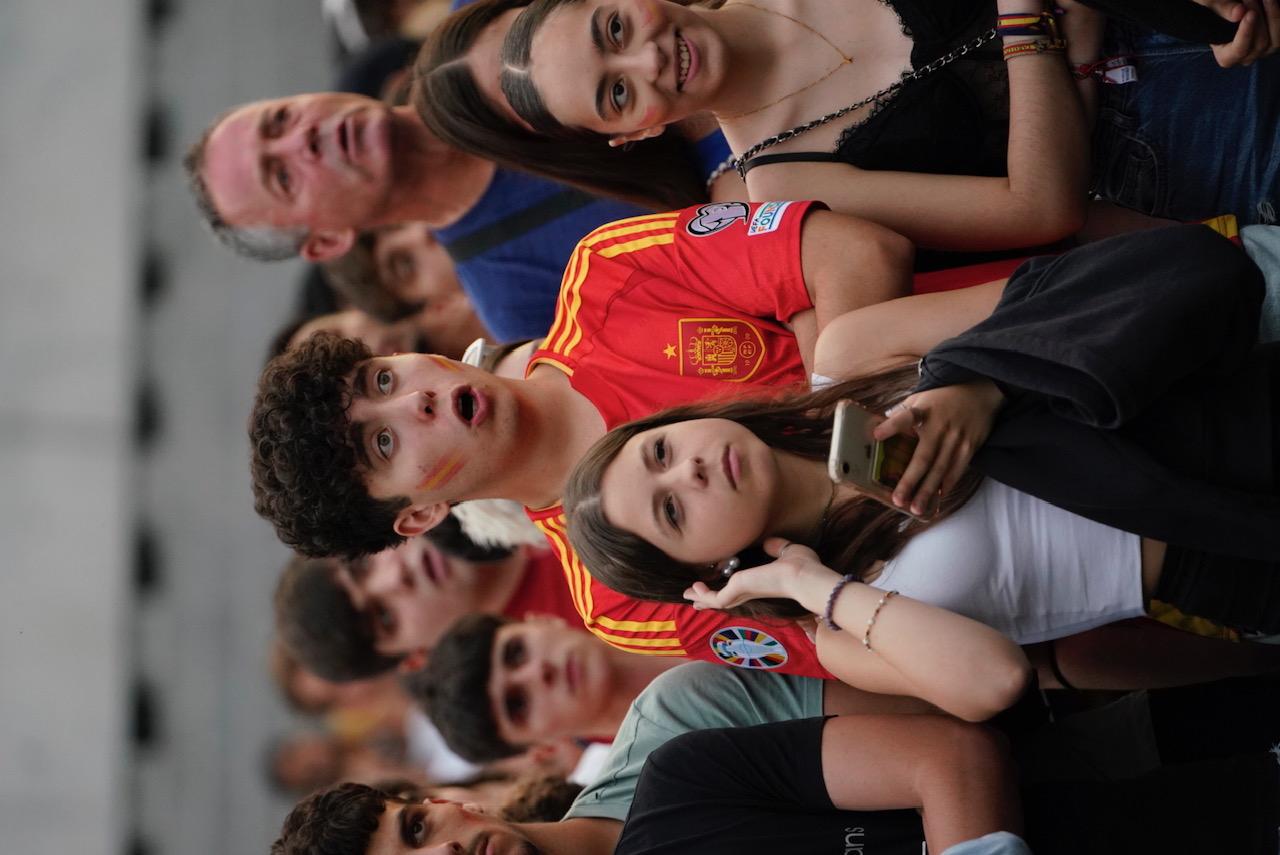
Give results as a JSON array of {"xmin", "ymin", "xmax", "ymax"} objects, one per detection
[{"xmin": 715, "ymin": 1, "xmax": 854, "ymax": 121}]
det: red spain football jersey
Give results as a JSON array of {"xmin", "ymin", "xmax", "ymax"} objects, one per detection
[
  {"xmin": 500, "ymin": 547, "xmax": 586, "ymax": 629},
  {"xmin": 524, "ymin": 202, "xmax": 1013, "ymax": 678}
]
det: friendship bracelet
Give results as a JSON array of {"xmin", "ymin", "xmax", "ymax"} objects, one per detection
[
  {"xmin": 861, "ymin": 590, "xmax": 899, "ymax": 654},
  {"xmin": 996, "ymin": 11, "xmax": 1062, "ymax": 39},
  {"xmin": 821, "ymin": 574, "xmax": 858, "ymax": 632},
  {"xmin": 1002, "ymin": 39, "xmax": 1066, "ymax": 61}
]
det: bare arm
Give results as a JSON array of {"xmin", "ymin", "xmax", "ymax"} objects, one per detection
[
  {"xmin": 747, "ymin": 0, "xmax": 1089, "ymax": 251},
  {"xmin": 813, "ymin": 280, "xmax": 1005, "ymax": 380},
  {"xmin": 820, "ymin": 715, "xmax": 1023, "ymax": 853},
  {"xmin": 685, "ymin": 539, "xmax": 1032, "ymax": 721},
  {"xmin": 800, "ymin": 209, "xmax": 916, "ymax": 329}
]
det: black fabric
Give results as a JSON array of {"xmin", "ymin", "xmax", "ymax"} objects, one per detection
[
  {"xmin": 1077, "ymin": 0, "xmax": 1237, "ymax": 44},
  {"xmin": 438, "ymin": 188, "xmax": 598, "ymax": 264},
  {"xmin": 614, "ymin": 718, "xmax": 926, "ymax": 855},
  {"xmin": 1148, "ymin": 674, "xmax": 1280, "ymax": 765},
  {"xmin": 742, "ymin": 0, "xmax": 1007, "ymax": 179},
  {"xmin": 915, "ymin": 225, "xmax": 1280, "ymax": 560},
  {"xmin": 1023, "ymin": 755, "xmax": 1280, "ymax": 855},
  {"xmin": 615, "ymin": 716, "xmax": 1280, "ymax": 855},
  {"xmin": 1154, "ymin": 544, "xmax": 1280, "ymax": 633}
]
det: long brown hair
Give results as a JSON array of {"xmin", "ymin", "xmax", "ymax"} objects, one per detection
[
  {"xmin": 563, "ymin": 367, "xmax": 984, "ymax": 620},
  {"xmin": 412, "ymin": 0, "xmax": 713, "ymax": 211}
]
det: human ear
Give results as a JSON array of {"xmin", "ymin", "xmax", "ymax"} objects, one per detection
[
  {"xmin": 300, "ymin": 228, "xmax": 356, "ymax": 262},
  {"xmin": 398, "ymin": 648, "xmax": 429, "ymax": 673},
  {"xmin": 393, "ymin": 502, "xmax": 451, "ymax": 538},
  {"xmin": 607, "ymin": 123, "xmax": 667, "ymax": 148}
]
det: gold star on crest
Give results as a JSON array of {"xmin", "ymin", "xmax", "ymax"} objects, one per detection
[{"xmin": 663, "ymin": 343, "xmax": 677, "ymax": 359}]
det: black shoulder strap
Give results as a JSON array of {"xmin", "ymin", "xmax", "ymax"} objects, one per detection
[
  {"xmin": 440, "ymin": 188, "xmax": 598, "ymax": 264},
  {"xmin": 741, "ymin": 151, "xmax": 842, "ymax": 176}
]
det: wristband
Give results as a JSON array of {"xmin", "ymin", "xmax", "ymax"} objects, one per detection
[
  {"xmin": 1003, "ymin": 39, "xmax": 1066, "ymax": 60},
  {"xmin": 996, "ymin": 10, "xmax": 1062, "ymax": 40}
]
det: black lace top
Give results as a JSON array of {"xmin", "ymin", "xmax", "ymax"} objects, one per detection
[{"xmin": 741, "ymin": 0, "xmax": 1008, "ymax": 177}]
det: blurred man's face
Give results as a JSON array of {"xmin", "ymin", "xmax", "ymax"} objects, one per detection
[
  {"xmin": 373, "ymin": 224, "xmax": 490, "ymax": 358},
  {"xmin": 366, "ymin": 799, "xmax": 543, "ymax": 855},
  {"xmin": 201, "ymin": 93, "xmax": 398, "ymax": 248},
  {"xmin": 488, "ymin": 617, "xmax": 613, "ymax": 747},
  {"xmin": 336, "ymin": 537, "xmax": 526, "ymax": 658},
  {"xmin": 292, "ymin": 309, "xmax": 429, "ymax": 358}
]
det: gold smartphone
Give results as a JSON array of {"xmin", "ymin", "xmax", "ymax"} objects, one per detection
[{"xmin": 828, "ymin": 399, "xmax": 921, "ymax": 516}]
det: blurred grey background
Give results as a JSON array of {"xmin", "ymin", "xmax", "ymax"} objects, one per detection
[{"xmin": 1, "ymin": 1, "xmax": 334, "ymax": 852}]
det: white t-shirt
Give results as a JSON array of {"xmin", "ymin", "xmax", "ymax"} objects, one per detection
[{"xmin": 873, "ymin": 480, "xmax": 1146, "ymax": 644}]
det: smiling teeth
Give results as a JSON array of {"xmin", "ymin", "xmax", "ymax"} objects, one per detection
[{"xmin": 677, "ymin": 36, "xmax": 690, "ymax": 86}]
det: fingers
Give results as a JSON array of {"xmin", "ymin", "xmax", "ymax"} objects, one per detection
[
  {"xmin": 891, "ymin": 422, "xmax": 937, "ymax": 509},
  {"xmin": 1264, "ymin": 0, "xmax": 1280, "ymax": 54},
  {"xmin": 1216, "ymin": 5, "xmax": 1261, "ymax": 66},
  {"xmin": 908, "ymin": 428, "xmax": 958, "ymax": 515},
  {"xmin": 873, "ymin": 402, "xmax": 917, "ymax": 441},
  {"xmin": 762, "ymin": 536, "xmax": 791, "ymax": 558}
]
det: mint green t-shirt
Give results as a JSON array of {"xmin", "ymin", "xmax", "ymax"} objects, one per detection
[{"xmin": 565, "ymin": 662, "xmax": 824, "ymax": 822}]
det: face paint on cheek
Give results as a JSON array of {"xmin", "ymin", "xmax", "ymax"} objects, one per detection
[
  {"xmin": 429, "ymin": 355, "xmax": 463, "ymax": 372},
  {"xmin": 417, "ymin": 451, "xmax": 466, "ymax": 491},
  {"xmin": 640, "ymin": 106, "xmax": 658, "ymax": 127}
]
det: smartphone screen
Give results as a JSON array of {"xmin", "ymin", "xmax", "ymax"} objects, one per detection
[{"xmin": 872, "ymin": 434, "xmax": 915, "ymax": 489}]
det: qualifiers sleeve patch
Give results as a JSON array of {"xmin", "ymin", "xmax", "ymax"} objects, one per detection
[
  {"xmin": 686, "ymin": 201, "xmax": 750, "ymax": 236},
  {"xmin": 709, "ymin": 627, "xmax": 789, "ymax": 669},
  {"xmin": 747, "ymin": 200, "xmax": 792, "ymax": 236}
]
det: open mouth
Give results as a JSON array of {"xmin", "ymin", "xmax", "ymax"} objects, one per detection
[
  {"xmin": 676, "ymin": 31, "xmax": 690, "ymax": 90},
  {"xmin": 336, "ymin": 119, "xmax": 351, "ymax": 164},
  {"xmin": 452, "ymin": 386, "xmax": 489, "ymax": 427}
]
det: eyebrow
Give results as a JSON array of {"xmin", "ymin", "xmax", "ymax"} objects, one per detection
[
  {"xmin": 348, "ymin": 419, "xmax": 373, "ymax": 470},
  {"xmin": 590, "ymin": 9, "xmax": 610, "ymax": 120},
  {"xmin": 256, "ymin": 108, "xmax": 280, "ymax": 200},
  {"xmin": 352, "ymin": 363, "xmax": 371, "ymax": 399},
  {"xmin": 398, "ymin": 805, "xmax": 417, "ymax": 846},
  {"xmin": 640, "ymin": 444, "xmax": 668, "ymax": 532}
]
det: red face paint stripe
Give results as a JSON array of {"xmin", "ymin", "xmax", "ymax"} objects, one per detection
[{"xmin": 416, "ymin": 453, "xmax": 465, "ymax": 491}]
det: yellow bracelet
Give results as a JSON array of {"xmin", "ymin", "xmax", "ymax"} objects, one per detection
[{"xmin": 1003, "ymin": 39, "xmax": 1067, "ymax": 60}]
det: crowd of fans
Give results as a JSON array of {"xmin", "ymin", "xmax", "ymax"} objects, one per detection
[{"xmin": 186, "ymin": 0, "xmax": 1280, "ymax": 852}]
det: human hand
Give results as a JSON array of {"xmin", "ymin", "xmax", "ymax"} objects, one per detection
[
  {"xmin": 683, "ymin": 537, "xmax": 829, "ymax": 611},
  {"xmin": 873, "ymin": 380, "xmax": 1004, "ymax": 516},
  {"xmin": 1197, "ymin": 0, "xmax": 1280, "ymax": 67}
]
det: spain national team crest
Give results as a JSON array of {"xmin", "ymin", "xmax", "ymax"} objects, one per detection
[
  {"xmin": 677, "ymin": 318, "xmax": 767, "ymax": 382},
  {"xmin": 710, "ymin": 627, "xmax": 789, "ymax": 669}
]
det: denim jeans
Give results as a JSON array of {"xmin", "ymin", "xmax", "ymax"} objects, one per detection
[
  {"xmin": 1092, "ymin": 22, "xmax": 1280, "ymax": 225},
  {"xmin": 1242, "ymin": 224, "xmax": 1280, "ymax": 342}
]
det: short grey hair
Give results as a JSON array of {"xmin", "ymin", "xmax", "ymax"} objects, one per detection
[{"xmin": 184, "ymin": 122, "xmax": 309, "ymax": 262}]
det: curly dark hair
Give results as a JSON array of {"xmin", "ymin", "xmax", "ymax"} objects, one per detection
[
  {"xmin": 401, "ymin": 613, "xmax": 522, "ymax": 762},
  {"xmin": 271, "ymin": 782, "xmax": 391, "ymax": 855},
  {"xmin": 249, "ymin": 332, "xmax": 409, "ymax": 558}
]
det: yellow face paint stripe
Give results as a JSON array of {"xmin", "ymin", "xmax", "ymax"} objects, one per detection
[
  {"xmin": 428, "ymin": 354, "xmax": 462, "ymax": 372},
  {"xmin": 416, "ymin": 452, "xmax": 465, "ymax": 491}
]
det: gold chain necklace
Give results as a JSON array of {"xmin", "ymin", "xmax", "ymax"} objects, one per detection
[{"xmin": 715, "ymin": 1, "xmax": 854, "ymax": 121}]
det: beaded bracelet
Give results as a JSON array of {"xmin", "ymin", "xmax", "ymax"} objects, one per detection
[
  {"xmin": 861, "ymin": 590, "xmax": 899, "ymax": 654},
  {"xmin": 821, "ymin": 574, "xmax": 858, "ymax": 632}
]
